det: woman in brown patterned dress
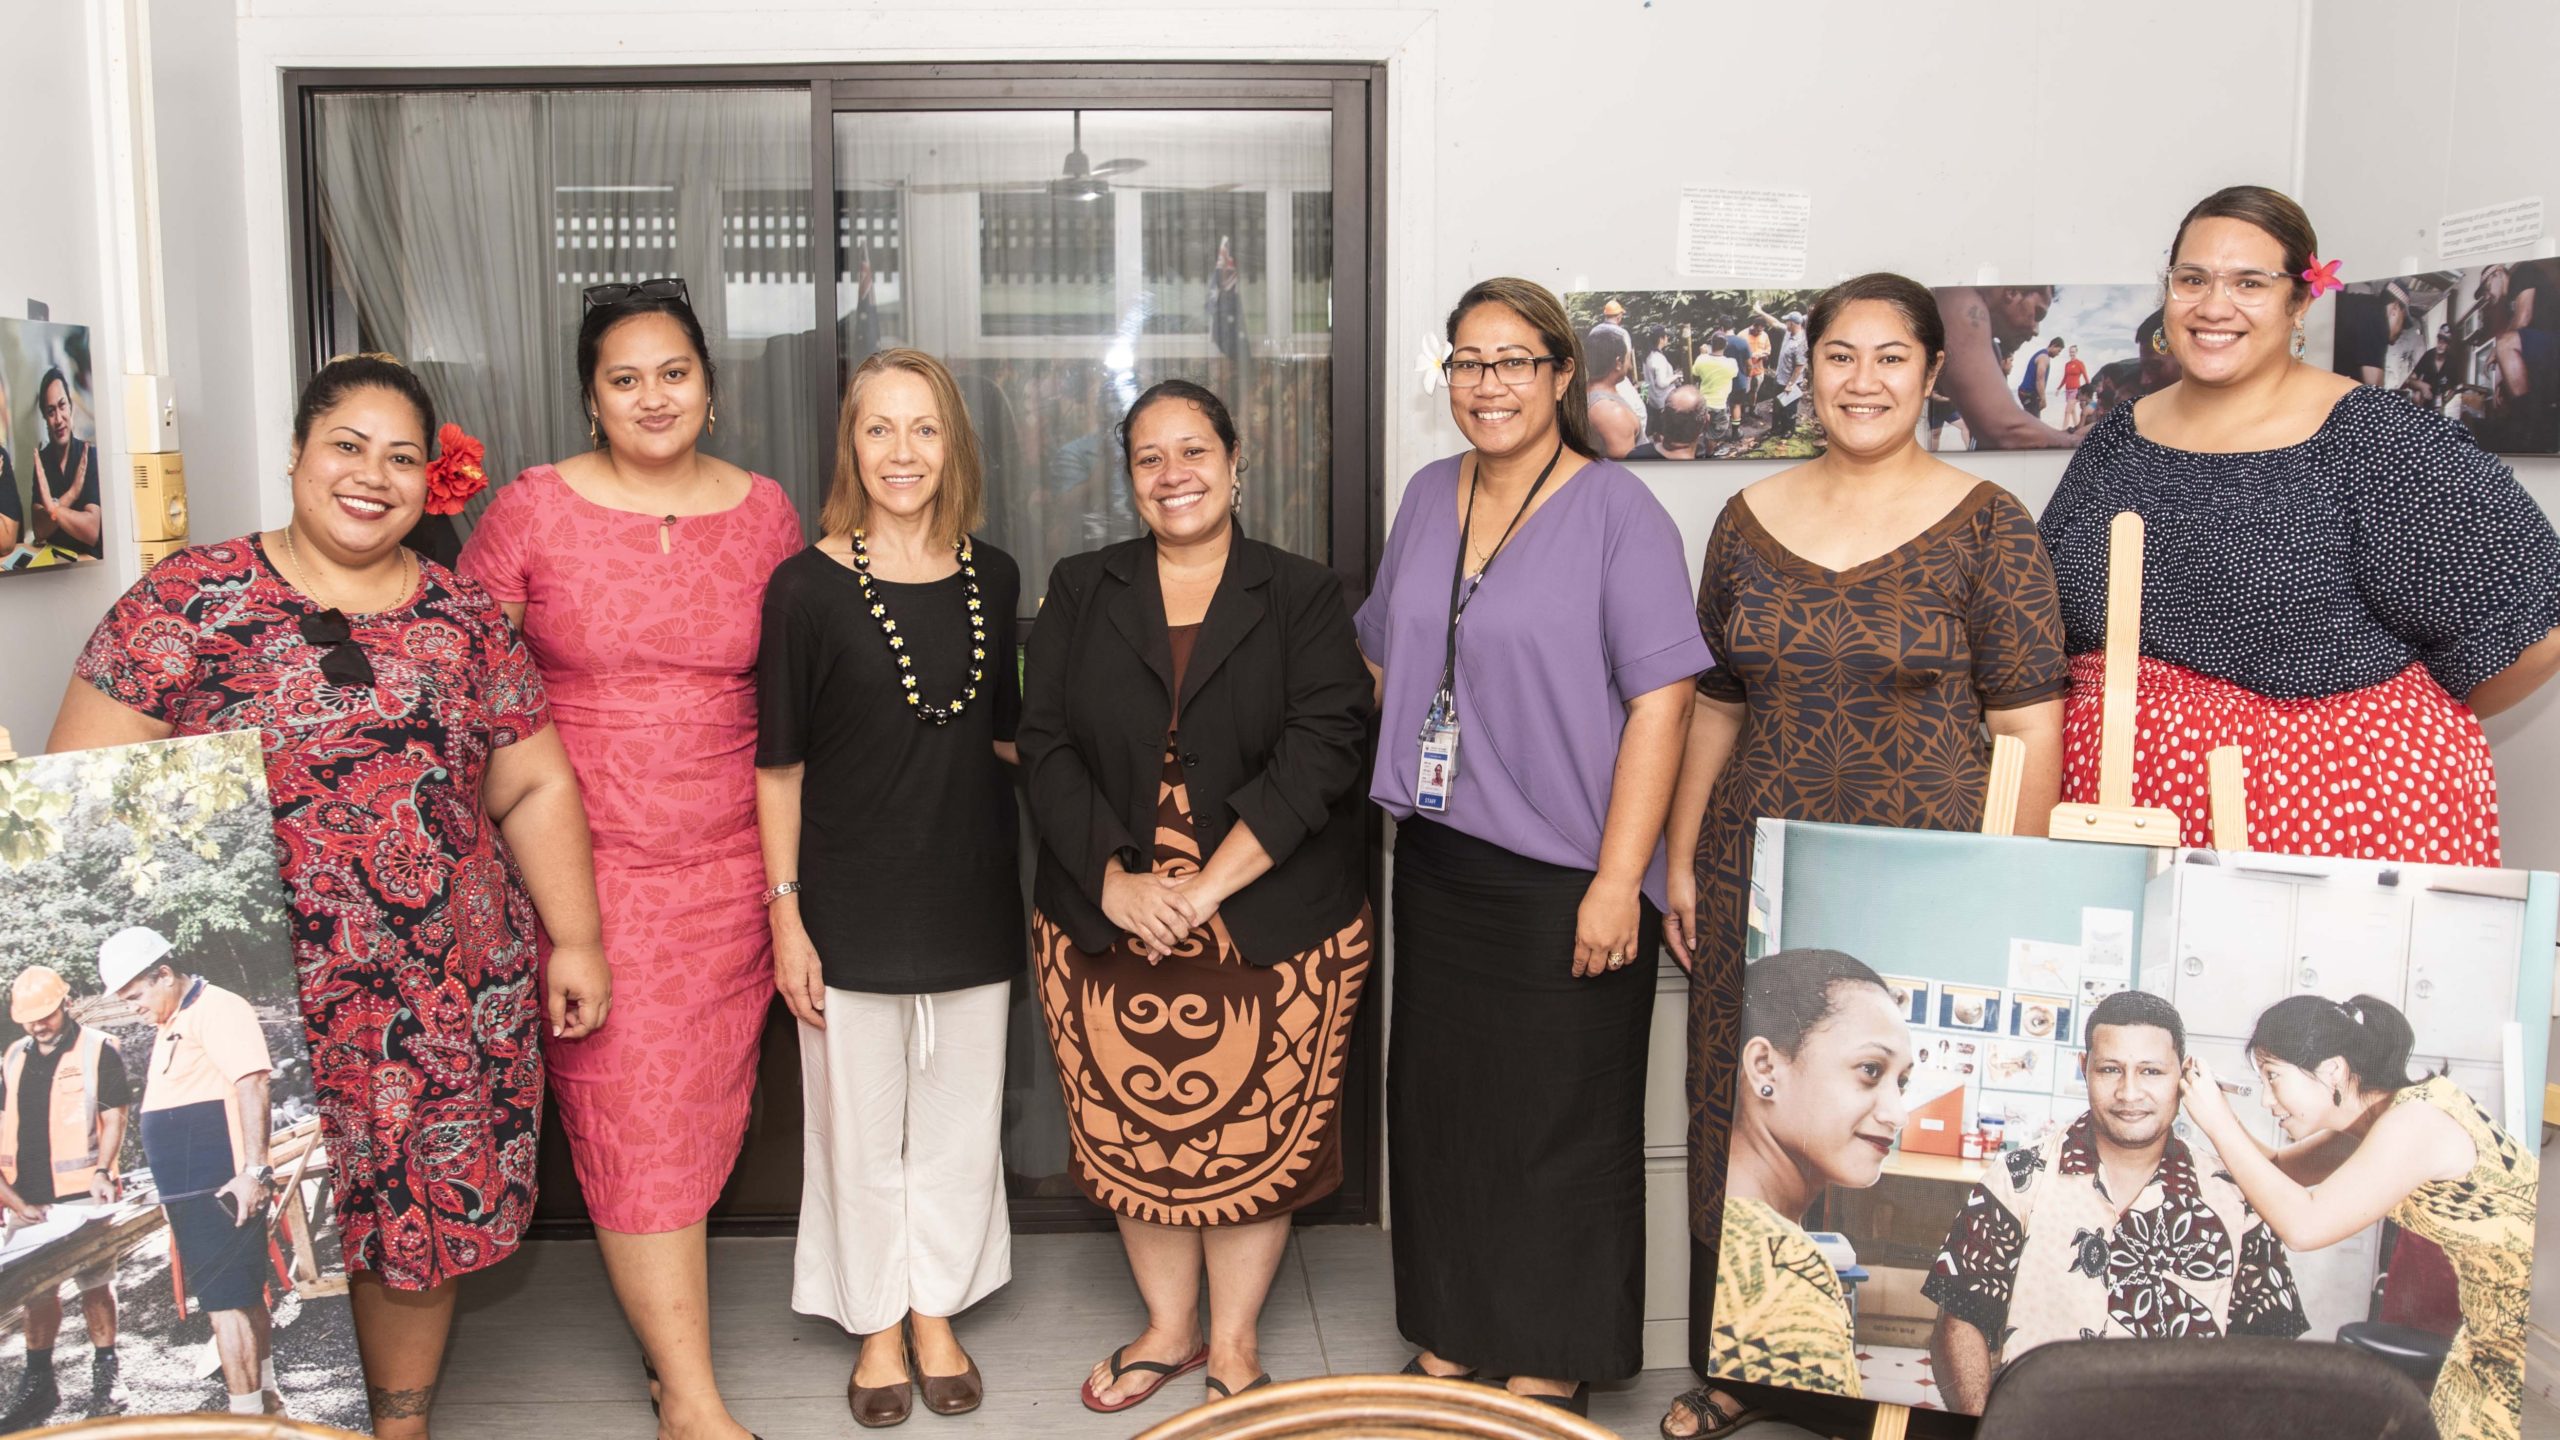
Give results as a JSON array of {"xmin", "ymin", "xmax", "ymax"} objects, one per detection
[
  {"xmin": 1657, "ymin": 274, "xmax": 2070, "ymax": 1437},
  {"xmin": 1018, "ymin": 379, "xmax": 1374, "ymax": 1415}
]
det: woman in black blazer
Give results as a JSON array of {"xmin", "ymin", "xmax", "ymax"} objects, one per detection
[{"xmin": 1021, "ymin": 379, "xmax": 1374, "ymax": 1416}]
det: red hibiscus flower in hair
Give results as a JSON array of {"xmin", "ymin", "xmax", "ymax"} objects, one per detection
[{"xmin": 424, "ymin": 423, "xmax": 489, "ymax": 515}]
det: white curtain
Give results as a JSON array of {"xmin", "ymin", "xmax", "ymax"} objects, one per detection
[{"xmin": 312, "ymin": 89, "xmax": 823, "ymax": 533}]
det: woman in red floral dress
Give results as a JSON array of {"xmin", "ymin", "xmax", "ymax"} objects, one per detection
[{"xmin": 48, "ymin": 356, "xmax": 611, "ymax": 1439}]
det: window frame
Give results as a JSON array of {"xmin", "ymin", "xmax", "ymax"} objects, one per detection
[{"xmin": 286, "ymin": 61, "xmax": 1384, "ymax": 603}]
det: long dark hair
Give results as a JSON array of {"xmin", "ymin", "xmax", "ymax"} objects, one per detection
[
  {"xmin": 1444, "ymin": 277, "xmax": 1596, "ymax": 459},
  {"xmin": 2247, "ymin": 993, "xmax": 2419, "ymax": 1095},
  {"xmin": 1742, "ymin": 949, "xmax": 1889, "ymax": 1056}
]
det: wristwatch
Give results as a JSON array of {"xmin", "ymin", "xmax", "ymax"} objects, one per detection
[
  {"xmin": 761, "ymin": 881, "xmax": 802, "ymax": 907},
  {"xmin": 243, "ymin": 1164, "xmax": 276, "ymax": 1188}
]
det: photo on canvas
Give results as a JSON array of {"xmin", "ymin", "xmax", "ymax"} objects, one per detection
[
  {"xmin": 1704, "ymin": 820, "xmax": 2549, "ymax": 1433},
  {"xmin": 0, "ymin": 733, "xmax": 369, "ymax": 1431},
  {"xmin": 2331, "ymin": 263, "xmax": 2560, "ymax": 454},
  {"xmin": 1562, "ymin": 289, "xmax": 1830, "ymax": 462},
  {"xmin": 0, "ymin": 317, "xmax": 102, "ymax": 574}
]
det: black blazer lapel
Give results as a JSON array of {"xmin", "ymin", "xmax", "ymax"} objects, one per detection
[
  {"xmin": 1178, "ymin": 535, "xmax": 1273, "ymax": 715},
  {"xmin": 1101, "ymin": 538, "xmax": 1176, "ymax": 701}
]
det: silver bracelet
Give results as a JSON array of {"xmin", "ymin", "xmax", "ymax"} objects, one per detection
[{"xmin": 761, "ymin": 881, "xmax": 802, "ymax": 907}]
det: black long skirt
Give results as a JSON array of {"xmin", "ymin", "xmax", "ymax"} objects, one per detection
[{"xmin": 1388, "ymin": 817, "xmax": 1657, "ymax": 1381}]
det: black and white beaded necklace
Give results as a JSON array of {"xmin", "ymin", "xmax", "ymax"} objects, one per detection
[{"xmin": 849, "ymin": 529, "xmax": 986, "ymax": 724}]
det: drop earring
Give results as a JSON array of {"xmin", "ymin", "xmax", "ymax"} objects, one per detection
[
  {"xmin": 588, "ymin": 414, "xmax": 600, "ymax": 449},
  {"xmin": 706, "ymin": 403, "xmax": 717, "ymax": 437},
  {"xmin": 2331, "ymin": 1086, "xmax": 2342, "ymax": 1107},
  {"xmin": 2290, "ymin": 327, "xmax": 2309, "ymax": 360}
]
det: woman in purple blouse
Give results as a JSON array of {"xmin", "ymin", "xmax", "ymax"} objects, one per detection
[{"xmin": 1356, "ymin": 277, "xmax": 1711, "ymax": 1413}]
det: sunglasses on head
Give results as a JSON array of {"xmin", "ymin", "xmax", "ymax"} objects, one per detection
[
  {"xmin": 581, "ymin": 277, "xmax": 690, "ymax": 310},
  {"xmin": 298, "ymin": 609, "xmax": 377, "ymax": 689}
]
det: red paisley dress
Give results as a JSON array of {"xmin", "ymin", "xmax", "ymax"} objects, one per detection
[{"xmin": 76, "ymin": 535, "xmax": 550, "ymax": 1290}]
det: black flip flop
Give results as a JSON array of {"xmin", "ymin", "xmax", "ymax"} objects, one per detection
[
  {"xmin": 1399, "ymin": 1354, "xmax": 1483, "ymax": 1381},
  {"xmin": 1081, "ymin": 1342, "xmax": 1209, "ymax": 1414},
  {"xmin": 1205, "ymin": 1373, "xmax": 1273, "ymax": 1400}
]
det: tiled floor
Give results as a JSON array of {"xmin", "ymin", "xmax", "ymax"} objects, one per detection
[
  {"xmin": 437, "ymin": 1227, "xmax": 1800, "ymax": 1439},
  {"xmin": 437, "ymin": 1227, "xmax": 2560, "ymax": 1440}
]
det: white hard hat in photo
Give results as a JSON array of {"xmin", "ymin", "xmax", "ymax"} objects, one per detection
[{"xmin": 97, "ymin": 926, "xmax": 174, "ymax": 994}]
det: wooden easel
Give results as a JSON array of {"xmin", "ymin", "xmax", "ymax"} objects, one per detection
[{"xmin": 1862, "ymin": 513, "xmax": 2245, "ymax": 1439}]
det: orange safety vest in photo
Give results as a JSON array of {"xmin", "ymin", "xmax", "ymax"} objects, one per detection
[{"xmin": 0, "ymin": 1027, "xmax": 116, "ymax": 1196}]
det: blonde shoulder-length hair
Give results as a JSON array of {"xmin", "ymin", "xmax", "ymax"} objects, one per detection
[{"xmin": 818, "ymin": 348, "xmax": 987, "ymax": 547}]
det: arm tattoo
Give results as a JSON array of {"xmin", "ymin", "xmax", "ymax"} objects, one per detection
[{"xmin": 369, "ymin": 1383, "xmax": 437, "ymax": 1420}]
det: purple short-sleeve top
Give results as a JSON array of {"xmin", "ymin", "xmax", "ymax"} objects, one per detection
[{"xmin": 1356, "ymin": 454, "xmax": 1712, "ymax": 907}]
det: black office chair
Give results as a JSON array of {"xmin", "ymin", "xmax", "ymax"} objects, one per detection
[
  {"xmin": 1976, "ymin": 1338, "xmax": 2439, "ymax": 1440},
  {"xmin": 2340, "ymin": 1224, "xmax": 2457, "ymax": 1388}
]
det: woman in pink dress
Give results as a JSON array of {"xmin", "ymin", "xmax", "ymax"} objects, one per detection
[{"xmin": 460, "ymin": 279, "xmax": 801, "ymax": 1440}]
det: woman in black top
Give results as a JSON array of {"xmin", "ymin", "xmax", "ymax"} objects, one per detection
[
  {"xmin": 1019, "ymin": 380, "xmax": 1373, "ymax": 1415},
  {"xmin": 756, "ymin": 349, "xmax": 1020, "ymax": 1429}
]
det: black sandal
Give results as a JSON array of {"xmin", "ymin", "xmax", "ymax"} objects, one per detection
[
  {"xmin": 1205, "ymin": 1373, "xmax": 1273, "ymax": 1400},
  {"xmin": 1661, "ymin": 1385, "xmax": 1772, "ymax": 1437},
  {"xmin": 642, "ymin": 1358, "xmax": 661, "ymax": 1418}
]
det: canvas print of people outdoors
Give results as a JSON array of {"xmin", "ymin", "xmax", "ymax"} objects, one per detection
[
  {"xmin": 1563, "ymin": 290, "xmax": 1828, "ymax": 461},
  {"xmin": 1565, "ymin": 284, "xmax": 2183, "ymax": 463},
  {"xmin": 0, "ymin": 732, "xmax": 368, "ymax": 1432},
  {"xmin": 1923, "ymin": 284, "xmax": 2179, "ymax": 451},
  {"xmin": 2331, "ymin": 263, "xmax": 2560, "ymax": 454},
  {"xmin": 1707, "ymin": 820, "xmax": 2547, "ymax": 1439}
]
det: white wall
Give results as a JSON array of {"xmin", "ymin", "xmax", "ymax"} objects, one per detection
[
  {"xmin": 2300, "ymin": 0, "xmax": 2560, "ymax": 1388},
  {"xmin": 149, "ymin": 0, "xmax": 260, "ymax": 547},
  {"xmin": 0, "ymin": 2, "xmax": 133, "ymax": 757},
  {"xmin": 181, "ymin": 0, "xmax": 2316, "ymax": 556}
]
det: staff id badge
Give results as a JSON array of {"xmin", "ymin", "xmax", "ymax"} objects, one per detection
[{"xmin": 1416, "ymin": 722, "xmax": 1460, "ymax": 813}]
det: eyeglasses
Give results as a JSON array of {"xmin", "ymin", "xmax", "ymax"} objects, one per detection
[
  {"xmin": 2164, "ymin": 265, "xmax": 2293, "ymax": 308},
  {"xmin": 1441, "ymin": 355, "xmax": 1559, "ymax": 386},
  {"xmin": 581, "ymin": 277, "xmax": 690, "ymax": 309},
  {"xmin": 298, "ymin": 609, "xmax": 377, "ymax": 689}
]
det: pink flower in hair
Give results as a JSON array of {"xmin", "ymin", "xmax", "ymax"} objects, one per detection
[{"xmin": 2300, "ymin": 257, "xmax": 2344, "ymax": 299}]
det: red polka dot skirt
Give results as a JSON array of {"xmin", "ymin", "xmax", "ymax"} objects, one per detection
[{"xmin": 2060, "ymin": 654, "xmax": 2501, "ymax": 866}]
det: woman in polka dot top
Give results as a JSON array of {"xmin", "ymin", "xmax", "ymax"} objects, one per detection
[{"xmin": 2041, "ymin": 185, "xmax": 2560, "ymax": 864}]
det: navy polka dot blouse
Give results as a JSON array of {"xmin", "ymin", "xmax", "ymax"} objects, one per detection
[{"xmin": 2039, "ymin": 386, "xmax": 2560, "ymax": 701}]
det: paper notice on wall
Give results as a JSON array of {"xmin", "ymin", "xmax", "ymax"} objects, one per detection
[
  {"xmin": 1676, "ymin": 186, "xmax": 1811, "ymax": 283},
  {"xmin": 2439, "ymin": 196, "xmax": 2545, "ymax": 261},
  {"xmin": 2080, "ymin": 906, "xmax": 2134, "ymax": 976}
]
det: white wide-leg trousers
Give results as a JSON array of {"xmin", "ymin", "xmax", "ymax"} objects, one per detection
[{"xmin": 791, "ymin": 979, "xmax": 1014, "ymax": 1335}]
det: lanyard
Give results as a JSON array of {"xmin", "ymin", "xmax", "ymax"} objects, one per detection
[{"xmin": 1432, "ymin": 438, "xmax": 1564, "ymax": 725}]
